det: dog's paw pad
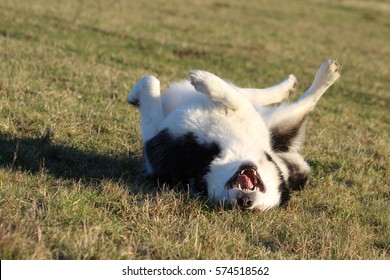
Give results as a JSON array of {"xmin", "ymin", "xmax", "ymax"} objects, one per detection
[
  {"xmin": 330, "ymin": 60, "xmax": 341, "ymax": 74},
  {"xmin": 127, "ymin": 91, "xmax": 140, "ymax": 106},
  {"xmin": 127, "ymin": 97, "xmax": 140, "ymax": 106}
]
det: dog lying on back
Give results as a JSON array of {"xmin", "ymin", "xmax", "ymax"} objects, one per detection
[{"xmin": 128, "ymin": 59, "xmax": 340, "ymax": 210}]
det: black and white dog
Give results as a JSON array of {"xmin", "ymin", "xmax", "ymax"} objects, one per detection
[{"xmin": 128, "ymin": 59, "xmax": 340, "ymax": 210}]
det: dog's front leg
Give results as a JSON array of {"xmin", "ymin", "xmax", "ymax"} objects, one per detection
[
  {"xmin": 238, "ymin": 74, "xmax": 298, "ymax": 106},
  {"xmin": 128, "ymin": 76, "xmax": 163, "ymax": 142}
]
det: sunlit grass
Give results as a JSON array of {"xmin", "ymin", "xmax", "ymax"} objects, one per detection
[{"xmin": 0, "ymin": 0, "xmax": 389, "ymax": 259}]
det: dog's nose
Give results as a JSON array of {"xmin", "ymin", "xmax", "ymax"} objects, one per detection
[{"xmin": 238, "ymin": 196, "xmax": 253, "ymax": 209}]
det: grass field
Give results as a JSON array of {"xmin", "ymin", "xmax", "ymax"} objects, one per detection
[{"xmin": 0, "ymin": 0, "xmax": 389, "ymax": 259}]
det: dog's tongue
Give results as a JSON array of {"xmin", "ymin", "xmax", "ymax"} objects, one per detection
[{"xmin": 237, "ymin": 174, "xmax": 254, "ymax": 189}]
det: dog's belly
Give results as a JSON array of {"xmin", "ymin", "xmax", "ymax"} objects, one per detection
[
  {"xmin": 144, "ymin": 102, "xmax": 272, "ymax": 194},
  {"xmin": 162, "ymin": 102, "xmax": 270, "ymax": 145}
]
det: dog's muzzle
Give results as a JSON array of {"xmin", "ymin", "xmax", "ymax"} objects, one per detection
[{"xmin": 226, "ymin": 164, "xmax": 265, "ymax": 209}]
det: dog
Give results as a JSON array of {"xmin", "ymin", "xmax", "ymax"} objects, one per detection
[{"xmin": 128, "ymin": 59, "xmax": 340, "ymax": 210}]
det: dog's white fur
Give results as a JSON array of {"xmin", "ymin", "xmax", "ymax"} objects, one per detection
[{"xmin": 128, "ymin": 59, "xmax": 340, "ymax": 210}]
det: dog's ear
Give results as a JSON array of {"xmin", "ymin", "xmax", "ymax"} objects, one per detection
[{"xmin": 269, "ymin": 116, "xmax": 307, "ymax": 153}]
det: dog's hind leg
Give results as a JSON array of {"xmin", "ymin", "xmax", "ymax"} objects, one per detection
[
  {"xmin": 128, "ymin": 76, "xmax": 163, "ymax": 142},
  {"xmin": 263, "ymin": 59, "xmax": 340, "ymax": 152},
  {"xmin": 189, "ymin": 70, "xmax": 252, "ymax": 111},
  {"xmin": 238, "ymin": 74, "xmax": 298, "ymax": 106}
]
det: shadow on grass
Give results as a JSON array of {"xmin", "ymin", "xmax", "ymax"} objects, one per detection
[{"xmin": 0, "ymin": 131, "xmax": 153, "ymax": 194}]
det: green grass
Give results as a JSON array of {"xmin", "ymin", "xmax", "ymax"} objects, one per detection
[{"xmin": 0, "ymin": 0, "xmax": 389, "ymax": 259}]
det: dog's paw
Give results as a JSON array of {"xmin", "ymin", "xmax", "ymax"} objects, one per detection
[
  {"xmin": 314, "ymin": 59, "xmax": 341, "ymax": 86},
  {"xmin": 188, "ymin": 70, "xmax": 216, "ymax": 95},
  {"xmin": 127, "ymin": 76, "xmax": 159, "ymax": 106},
  {"xmin": 189, "ymin": 70, "xmax": 246, "ymax": 110},
  {"xmin": 283, "ymin": 74, "xmax": 298, "ymax": 97}
]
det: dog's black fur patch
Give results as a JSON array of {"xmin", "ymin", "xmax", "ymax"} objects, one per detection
[
  {"xmin": 145, "ymin": 129, "xmax": 221, "ymax": 194},
  {"xmin": 282, "ymin": 158, "xmax": 309, "ymax": 191},
  {"xmin": 265, "ymin": 152, "xmax": 290, "ymax": 207},
  {"xmin": 270, "ymin": 118, "xmax": 307, "ymax": 152}
]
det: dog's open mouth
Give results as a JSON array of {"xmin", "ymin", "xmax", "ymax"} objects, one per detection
[{"xmin": 226, "ymin": 165, "xmax": 265, "ymax": 192}]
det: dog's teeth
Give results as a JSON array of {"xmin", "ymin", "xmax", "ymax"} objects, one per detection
[
  {"xmin": 254, "ymin": 170, "xmax": 257, "ymax": 175},
  {"xmin": 238, "ymin": 184, "xmax": 241, "ymax": 189}
]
